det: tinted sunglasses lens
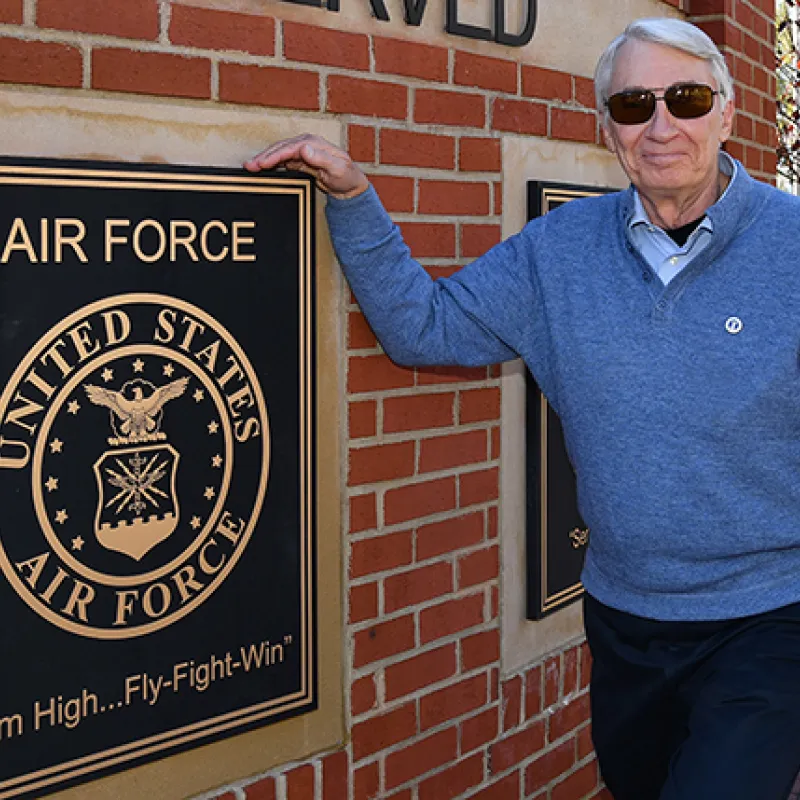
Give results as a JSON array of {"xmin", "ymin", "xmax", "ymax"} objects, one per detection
[
  {"xmin": 606, "ymin": 91, "xmax": 655, "ymax": 124},
  {"xmin": 665, "ymin": 84, "xmax": 715, "ymax": 118}
]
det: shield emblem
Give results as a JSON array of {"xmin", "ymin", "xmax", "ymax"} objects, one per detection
[{"xmin": 92, "ymin": 444, "xmax": 180, "ymax": 561}]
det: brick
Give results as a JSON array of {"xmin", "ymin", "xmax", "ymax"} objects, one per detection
[
  {"xmin": 494, "ymin": 182, "xmax": 502, "ymax": 215},
  {"xmin": 417, "ymin": 511, "xmax": 484, "ymax": 560},
  {"xmin": 170, "ymin": 4, "xmax": 274, "ymax": 54},
  {"xmin": 551, "ymin": 761, "xmax": 597, "ymax": 800},
  {"xmin": 549, "ymin": 693, "xmax": 591, "ymax": 742},
  {"xmin": 492, "ymin": 98, "xmax": 547, "ymax": 135},
  {"xmin": 502, "ymin": 675, "xmax": 522, "ymax": 731},
  {"xmin": 462, "ymin": 224, "xmax": 501, "ymax": 258},
  {"xmin": 461, "ymin": 705, "xmax": 499, "ymax": 753},
  {"xmin": 246, "ymin": 776, "xmax": 276, "ymax": 800},
  {"xmin": 328, "ymin": 75, "xmax": 407, "ymax": 119},
  {"xmin": 352, "ymin": 702, "xmax": 417, "ymax": 760},
  {"xmin": 419, "ymin": 430, "xmax": 487, "ymax": 473},
  {"xmin": 348, "ymin": 354, "xmax": 415, "ymax": 393},
  {"xmin": 459, "ymin": 545, "xmax": 499, "ymax": 588},
  {"xmin": 398, "ymin": 221, "xmax": 456, "ymax": 258},
  {"xmin": 491, "ymin": 426, "xmax": 500, "ymax": 459},
  {"xmin": 284, "ymin": 21, "xmax": 368, "ymax": 70},
  {"xmin": 471, "ymin": 772, "xmax": 521, "ymax": 799},
  {"xmin": 349, "ymin": 400, "xmax": 377, "ymax": 439},
  {"xmin": 563, "ymin": 647, "xmax": 578, "ymax": 696},
  {"xmin": 366, "ymin": 174, "xmax": 414, "ymax": 213},
  {"xmin": 0, "ymin": 38, "xmax": 82, "ymax": 88},
  {"xmin": 460, "ymin": 388, "xmax": 500, "ymax": 423},
  {"xmin": 455, "ymin": 50, "xmax": 517, "ymax": 92},
  {"xmin": 522, "ymin": 65, "xmax": 571, "ymax": 101},
  {"xmin": 354, "ymin": 614, "xmax": 416, "ymax": 668},
  {"xmin": 349, "ymin": 582, "xmax": 378, "ymax": 623},
  {"xmin": 351, "ymin": 530, "xmax": 413, "ymax": 579},
  {"xmin": 349, "ymin": 125, "xmax": 376, "ymax": 163},
  {"xmin": 579, "ymin": 641, "xmax": 592, "ymax": 689},
  {"xmin": 386, "ymin": 727, "xmax": 458, "ymax": 788},
  {"xmin": 551, "ymin": 109, "xmax": 595, "ymax": 143},
  {"xmin": 387, "ymin": 791, "xmax": 413, "ymax": 800},
  {"xmin": 488, "ymin": 506, "xmax": 498, "ymax": 539},
  {"xmin": 460, "ymin": 467, "xmax": 499, "ymax": 506},
  {"xmin": 380, "ymin": 128, "xmax": 456, "ymax": 169},
  {"xmin": 415, "ymin": 88, "xmax": 486, "ymax": 127},
  {"xmin": 220, "ymin": 63, "xmax": 319, "ymax": 110},
  {"xmin": 459, "ymin": 138, "xmax": 501, "ymax": 172},
  {"xmin": 577, "ymin": 724, "xmax": 594, "ymax": 760},
  {"xmin": 419, "ymin": 180, "xmax": 490, "ymax": 216},
  {"xmin": 375, "ymin": 36, "xmax": 448, "ymax": 81},
  {"xmin": 419, "ymin": 593, "xmax": 484, "ymax": 644},
  {"xmin": 385, "ymin": 562, "xmax": 453, "ymax": 612},
  {"xmin": 418, "ymin": 365, "xmax": 488, "ymax": 385},
  {"xmin": 462, "ymin": 628, "xmax": 499, "ymax": 670},
  {"xmin": 286, "ymin": 764, "xmax": 314, "ymax": 799},
  {"xmin": 573, "ymin": 75, "xmax": 596, "ymax": 108},
  {"xmin": 490, "ymin": 720, "xmax": 546, "ymax": 772},
  {"xmin": 525, "ymin": 740, "xmax": 576, "ymax": 794},
  {"xmin": 385, "ymin": 643, "xmax": 457, "ymax": 700},
  {"xmin": 420, "ymin": 673, "xmax": 488, "ymax": 730},
  {"xmin": 350, "ymin": 492, "xmax": 377, "ymax": 533},
  {"xmin": 323, "ymin": 751, "xmax": 349, "ymax": 800},
  {"xmin": 0, "ymin": 0, "xmax": 22, "ymax": 23},
  {"xmin": 351, "ymin": 675, "xmax": 377, "ymax": 716},
  {"xmin": 349, "ymin": 441, "xmax": 415, "ymax": 486},
  {"xmin": 419, "ymin": 753, "xmax": 484, "ymax": 800},
  {"xmin": 354, "ymin": 762, "xmax": 379, "ymax": 800},
  {"xmin": 385, "ymin": 477, "xmax": 456, "ymax": 525},
  {"xmin": 39, "ymin": 0, "xmax": 158, "ymax": 38},
  {"xmin": 544, "ymin": 656, "xmax": 559, "ymax": 708},
  {"xmin": 524, "ymin": 665, "xmax": 543, "ymax": 718},
  {"xmin": 92, "ymin": 48, "xmax": 209, "ymax": 99},
  {"xmin": 384, "ymin": 392, "xmax": 454, "ymax": 433}
]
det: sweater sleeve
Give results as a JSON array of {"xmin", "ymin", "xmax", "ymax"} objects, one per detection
[{"xmin": 325, "ymin": 185, "xmax": 544, "ymax": 367}]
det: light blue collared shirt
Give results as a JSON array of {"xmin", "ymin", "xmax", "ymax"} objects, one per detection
[{"xmin": 628, "ymin": 151, "xmax": 737, "ymax": 285}]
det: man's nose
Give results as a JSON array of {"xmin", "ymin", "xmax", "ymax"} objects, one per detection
[{"xmin": 647, "ymin": 98, "xmax": 679, "ymax": 137}]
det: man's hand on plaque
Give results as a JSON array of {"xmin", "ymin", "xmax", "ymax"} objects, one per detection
[{"xmin": 244, "ymin": 135, "xmax": 370, "ymax": 200}]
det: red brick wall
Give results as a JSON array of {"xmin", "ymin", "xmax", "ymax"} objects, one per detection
[
  {"xmin": 0, "ymin": 1, "xmax": 777, "ymax": 798},
  {"xmin": 688, "ymin": 0, "xmax": 778, "ymax": 180}
]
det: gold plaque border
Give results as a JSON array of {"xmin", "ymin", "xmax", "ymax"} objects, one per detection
[{"xmin": 0, "ymin": 164, "xmax": 324, "ymax": 799}]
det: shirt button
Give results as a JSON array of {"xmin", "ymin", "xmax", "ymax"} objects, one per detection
[
  {"xmin": 656, "ymin": 300, "xmax": 667, "ymax": 311},
  {"xmin": 669, "ymin": 256, "xmax": 679, "ymax": 265}
]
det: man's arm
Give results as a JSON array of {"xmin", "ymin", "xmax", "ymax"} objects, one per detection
[{"xmin": 246, "ymin": 137, "xmax": 540, "ymax": 367}]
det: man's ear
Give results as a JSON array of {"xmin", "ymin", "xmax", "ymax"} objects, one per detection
[
  {"xmin": 601, "ymin": 120, "xmax": 617, "ymax": 155},
  {"xmin": 719, "ymin": 98, "xmax": 735, "ymax": 144}
]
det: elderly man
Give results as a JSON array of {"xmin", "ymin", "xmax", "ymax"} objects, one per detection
[{"xmin": 247, "ymin": 17, "xmax": 800, "ymax": 800}]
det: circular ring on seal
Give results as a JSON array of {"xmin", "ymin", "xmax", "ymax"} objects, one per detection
[{"xmin": 724, "ymin": 316, "xmax": 743, "ymax": 335}]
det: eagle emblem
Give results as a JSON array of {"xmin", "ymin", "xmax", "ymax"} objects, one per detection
[{"xmin": 84, "ymin": 377, "xmax": 189, "ymax": 445}]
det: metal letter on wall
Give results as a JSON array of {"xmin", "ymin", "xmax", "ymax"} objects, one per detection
[
  {"xmin": 525, "ymin": 180, "xmax": 613, "ymax": 620},
  {"xmin": 0, "ymin": 159, "xmax": 316, "ymax": 797}
]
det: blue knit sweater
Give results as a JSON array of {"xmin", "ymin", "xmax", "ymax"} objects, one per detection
[{"xmin": 326, "ymin": 162, "xmax": 800, "ymax": 621}]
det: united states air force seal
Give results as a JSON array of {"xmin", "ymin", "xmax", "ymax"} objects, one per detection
[{"xmin": 0, "ymin": 294, "xmax": 269, "ymax": 639}]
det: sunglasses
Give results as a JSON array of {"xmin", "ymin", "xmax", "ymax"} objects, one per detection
[{"xmin": 605, "ymin": 83, "xmax": 719, "ymax": 125}]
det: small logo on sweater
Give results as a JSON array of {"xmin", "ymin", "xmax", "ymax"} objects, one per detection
[{"xmin": 725, "ymin": 316, "xmax": 743, "ymax": 334}]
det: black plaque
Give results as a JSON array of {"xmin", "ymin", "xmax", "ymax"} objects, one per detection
[
  {"xmin": 525, "ymin": 180, "xmax": 613, "ymax": 620},
  {"xmin": 0, "ymin": 158, "xmax": 316, "ymax": 797}
]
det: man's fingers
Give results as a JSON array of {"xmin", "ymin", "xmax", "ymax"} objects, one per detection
[{"xmin": 245, "ymin": 135, "xmax": 369, "ymax": 198}]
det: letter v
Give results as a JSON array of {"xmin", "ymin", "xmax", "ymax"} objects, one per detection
[{"xmin": 403, "ymin": 0, "xmax": 427, "ymax": 25}]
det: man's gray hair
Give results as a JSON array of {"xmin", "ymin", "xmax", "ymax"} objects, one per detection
[{"xmin": 594, "ymin": 18, "xmax": 735, "ymax": 114}]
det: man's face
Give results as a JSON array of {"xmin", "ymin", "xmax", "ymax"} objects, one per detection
[{"xmin": 602, "ymin": 40, "xmax": 734, "ymax": 196}]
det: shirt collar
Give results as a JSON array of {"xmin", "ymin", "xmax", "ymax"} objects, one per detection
[{"xmin": 628, "ymin": 150, "xmax": 738, "ymax": 232}]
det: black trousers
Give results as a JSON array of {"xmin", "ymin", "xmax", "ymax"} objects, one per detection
[{"xmin": 584, "ymin": 593, "xmax": 800, "ymax": 800}]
